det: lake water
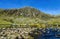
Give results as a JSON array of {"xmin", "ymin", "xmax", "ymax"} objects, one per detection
[
  {"xmin": 33, "ymin": 28, "xmax": 60, "ymax": 39},
  {"xmin": 37, "ymin": 35, "xmax": 60, "ymax": 39}
]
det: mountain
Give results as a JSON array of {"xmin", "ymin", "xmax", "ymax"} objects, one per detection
[
  {"xmin": 0, "ymin": 7, "xmax": 60, "ymax": 28},
  {"xmin": 0, "ymin": 7, "xmax": 54, "ymax": 20}
]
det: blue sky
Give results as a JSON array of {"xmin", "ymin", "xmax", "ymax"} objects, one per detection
[{"xmin": 0, "ymin": 0, "xmax": 60, "ymax": 15}]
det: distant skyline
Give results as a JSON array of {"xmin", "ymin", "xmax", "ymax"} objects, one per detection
[{"xmin": 0, "ymin": 0, "xmax": 60, "ymax": 15}]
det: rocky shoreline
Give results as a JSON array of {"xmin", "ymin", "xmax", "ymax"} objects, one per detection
[
  {"xmin": 0, "ymin": 28, "xmax": 37, "ymax": 39},
  {"xmin": 0, "ymin": 27, "xmax": 60, "ymax": 39}
]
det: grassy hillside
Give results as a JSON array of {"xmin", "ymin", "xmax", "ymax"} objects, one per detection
[
  {"xmin": 0, "ymin": 7, "xmax": 60, "ymax": 28},
  {"xmin": 0, "ymin": 7, "xmax": 54, "ymax": 19}
]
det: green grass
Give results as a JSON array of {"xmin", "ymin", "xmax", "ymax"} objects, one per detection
[{"xmin": 0, "ymin": 16, "xmax": 60, "ymax": 28}]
